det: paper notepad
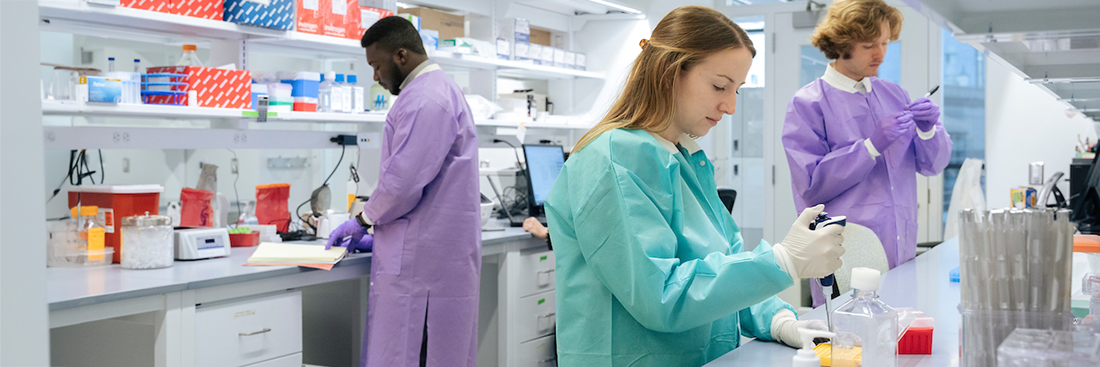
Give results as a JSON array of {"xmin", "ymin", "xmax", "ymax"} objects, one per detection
[{"xmin": 247, "ymin": 242, "xmax": 348, "ymax": 264}]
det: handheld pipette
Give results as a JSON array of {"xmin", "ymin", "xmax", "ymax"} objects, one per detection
[{"xmin": 809, "ymin": 213, "xmax": 847, "ymax": 333}]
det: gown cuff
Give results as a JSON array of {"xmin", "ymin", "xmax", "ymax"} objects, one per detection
[
  {"xmin": 917, "ymin": 126, "xmax": 937, "ymax": 140},
  {"xmin": 863, "ymin": 139, "xmax": 882, "ymax": 159},
  {"xmin": 771, "ymin": 244, "xmax": 799, "ymax": 282},
  {"xmin": 770, "ymin": 309, "xmax": 798, "ymax": 345},
  {"xmin": 357, "ymin": 211, "xmax": 375, "ymax": 234}
]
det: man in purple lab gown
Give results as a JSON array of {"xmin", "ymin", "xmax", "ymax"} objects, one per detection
[
  {"xmin": 782, "ymin": 0, "xmax": 952, "ymax": 307},
  {"xmin": 327, "ymin": 16, "xmax": 481, "ymax": 367}
]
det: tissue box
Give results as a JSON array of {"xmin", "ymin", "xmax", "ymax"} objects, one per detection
[
  {"xmin": 87, "ymin": 77, "xmax": 123, "ymax": 104},
  {"xmin": 553, "ymin": 48, "xmax": 566, "ymax": 68},
  {"xmin": 420, "ymin": 29, "xmax": 439, "ymax": 51},
  {"xmin": 498, "ymin": 17, "xmax": 529, "ymax": 61},
  {"xmin": 296, "ymin": 0, "xmax": 329, "ymax": 35},
  {"xmin": 323, "ymin": 0, "xmax": 355, "ymax": 38},
  {"xmin": 146, "ymin": 66, "xmax": 252, "ymax": 108},
  {"xmin": 575, "ymin": 53, "xmax": 586, "ymax": 70},
  {"xmin": 223, "ymin": 0, "xmax": 295, "ymax": 30},
  {"xmin": 564, "ymin": 51, "xmax": 576, "ymax": 69},
  {"xmin": 540, "ymin": 46, "xmax": 555, "ymax": 66},
  {"xmin": 172, "ymin": 0, "xmax": 224, "ymax": 20},
  {"xmin": 121, "ymin": 0, "xmax": 170, "ymax": 12},
  {"xmin": 528, "ymin": 44, "xmax": 543, "ymax": 65}
]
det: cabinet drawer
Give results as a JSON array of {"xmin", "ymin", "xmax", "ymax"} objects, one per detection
[
  {"xmin": 517, "ymin": 250, "xmax": 555, "ymax": 298},
  {"xmin": 517, "ymin": 290, "xmax": 556, "ymax": 343},
  {"xmin": 242, "ymin": 352, "xmax": 302, "ymax": 367},
  {"xmin": 517, "ymin": 334, "xmax": 557, "ymax": 367},
  {"xmin": 195, "ymin": 291, "xmax": 303, "ymax": 367}
]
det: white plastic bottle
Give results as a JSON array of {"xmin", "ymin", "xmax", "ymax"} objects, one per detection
[
  {"xmin": 831, "ymin": 267, "xmax": 899, "ymax": 367},
  {"xmin": 108, "ymin": 57, "xmax": 116, "ymax": 72},
  {"xmin": 348, "ymin": 75, "xmax": 365, "ymax": 113},
  {"xmin": 176, "ymin": 44, "xmax": 204, "ymax": 67},
  {"xmin": 339, "ymin": 74, "xmax": 354, "ymax": 113},
  {"xmin": 793, "ymin": 328, "xmax": 835, "ymax": 367},
  {"xmin": 319, "ymin": 71, "xmax": 336, "ymax": 113},
  {"xmin": 332, "ymin": 73, "xmax": 348, "ymax": 113}
]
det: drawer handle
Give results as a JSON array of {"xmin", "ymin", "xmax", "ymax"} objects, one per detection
[
  {"xmin": 539, "ymin": 357, "xmax": 558, "ymax": 363},
  {"xmin": 537, "ymin": 269, "xmax": 555, "ymax": 275},
  {"xmin": 239, "ymin": 328, "xmax": 272, "ymax": 337},
  {"xmin": 538, "ymin": 312, "xmax": 556, "ymax": 319}
]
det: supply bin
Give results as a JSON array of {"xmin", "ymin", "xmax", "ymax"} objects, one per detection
[{"xmin": 68, "ymin": 185, "xmax": 164, "ymax": 264}]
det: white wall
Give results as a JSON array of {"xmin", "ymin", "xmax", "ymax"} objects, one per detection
[
  {"xmin": 984, "ymin": 60, "xmax": 1098, "ymax": 209},
  {"xmin": 2, "ymin": 0, "xmax": 50, "ymax": 364}
]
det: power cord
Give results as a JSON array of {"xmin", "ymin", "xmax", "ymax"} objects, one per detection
[{"xmin": 48, "ymin": 149, "xmax": 104, "ymax": 203}]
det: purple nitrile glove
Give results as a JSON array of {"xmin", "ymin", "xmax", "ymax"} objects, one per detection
[
  {"xmin": 908, "ymin": 97, "xmax": 940, "ymax": 132},
  {"xmin": 325, "ymin": 218, "xmax": 369, "ymax": 250},
  {"xmin": 333, "ymin": 234, "xmax": 373, "ymax": 253},
  {"xmin": 869, "ymin": 111, "xmax": 914, "ymax": 152}
]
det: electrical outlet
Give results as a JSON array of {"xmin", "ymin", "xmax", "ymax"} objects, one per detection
[{"xmin": 231, "ymin": 158, "xmax": 239, "ymax": 174}]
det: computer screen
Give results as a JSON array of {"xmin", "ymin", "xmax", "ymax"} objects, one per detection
[{"xmin": 523, "ymin": 145, "xmax": 565, "ymax": 207}]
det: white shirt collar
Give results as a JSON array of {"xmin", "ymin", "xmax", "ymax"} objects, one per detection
[
  {"xmin": 398, "ymin": 60, "xmax": 441, "ymax": 90},
  {"xmin": 648, "ymin": 131, "xmax": 703, "ymax": 155},
  {"xmin": 822, "ymin": 63, "xmax": 873, "ymax": 94}
]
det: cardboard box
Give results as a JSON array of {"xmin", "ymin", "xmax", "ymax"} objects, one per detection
[
  {"xmin": 223, "ymin": 0, "xmax": 295, "ymax": 30},
  {"xmin": 530, "ymin": 27, "xmax": 551, "ymax": 47},
  {"xmin": 172, "ymin": 0, "xmax": 223, "ymax": 20},
  {"xmin": 323, "ymin": 0, "xmax": 351, "ymax": 38},
  {"xmin": 86, "ymin": 77, "xmax": 123, "ymax": 103},
  {"xmin": 540, "ymin": 46, "xmax": 555, "ymax": 65},
  {"xmin": 553, "ymin": 48, "xmax": 566, "ymax": 68},
  {"xmin": 121, "ymin": 0, "xmax": 170, "ymax": 12},
  {"xmin": 498, "ymin": 17, "xmax": 529, "ymax": 61},
  {"xmin": 564, "ymin": 51, "xmax": 576, "ymax": 69},
  {"xmin": 147, "ymin": 66, "xmax": 252, "ymax": 108},
  {"xmin": 528, "ymin": 44, "xmax": 543, "ymax": 65},
  {"xmin": 496, "ymin": 38, "xmax": 510, "ymax": 60},
  {"xmin": 343, "ymin": 0, "xmax": 360, "ymax": 40},
  {"xmin": 359, "ymin": 7, "xmax": 393, "ymax": 36},
  {"xmin": 402, "ymin": 7, "xmax": 464, "ymax": 40},
  {"xmin": 297, "ymin": 0, "xmax": 329, "ymax": 35}
]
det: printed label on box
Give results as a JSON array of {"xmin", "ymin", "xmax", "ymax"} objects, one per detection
[
  {"xmin": 304, "ymin": 0, "xmax": 317, "ymax": 10},
  {"xmin": 95, "ymin": 208, "xmax": 116, "ymax": 234},
  {"xmin": 331, "ymin": 0, "xmax": 345, "ymax": 15}
]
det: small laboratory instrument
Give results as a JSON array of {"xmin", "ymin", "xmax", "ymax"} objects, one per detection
[{"xmin": 174, "ymin": 227, "xmax": 231, "ymax": 260}]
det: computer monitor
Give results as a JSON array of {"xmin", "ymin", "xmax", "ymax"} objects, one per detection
[
  {"xmin": 522, "ymin": 144, "xmax": 565, "ymax": 217},
  {"xmin": 1072, "ymin": 152, "xmax": 1100, "ymax": 234}
]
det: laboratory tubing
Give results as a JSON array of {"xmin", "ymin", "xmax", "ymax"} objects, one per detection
[
  {"xmin": 120, "ymin": 213, "xmax": 174, "ymax": 270},
  {"xmin": 176, "ymin": 44, "xmax": 204, "ymax": 67},
  {"xmin": 831, "ymin": 267, "xmax": 898, "ymax": 367}
]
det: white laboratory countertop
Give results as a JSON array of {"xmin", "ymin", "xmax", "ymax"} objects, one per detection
[
  {"xmin": 47, "ymin": 224, "xmax": 540, "ymax": 312},
  {"xmin": 706, "ymin": 237, "xmax": 961, "ymax": 367}
]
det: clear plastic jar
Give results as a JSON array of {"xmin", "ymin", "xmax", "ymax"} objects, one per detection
[{"xmin": 120, "ymin": 213, "xmax": 174, "ymax": 270}]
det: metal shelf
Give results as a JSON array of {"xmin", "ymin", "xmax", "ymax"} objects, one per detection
[{"xmin": 910, "ymin": 0, "xmax": 1100, "ymax": 122}]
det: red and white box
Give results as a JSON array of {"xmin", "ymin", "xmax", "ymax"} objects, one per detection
[
  {"xmin": 359, "ymin": 7, "xmax": 393, "ymax": 39},
  {"xmin": 323, "ymin": 0, "xmax": 349, "ymax": 38},
  {"xmin": 147, "ymin": 66, "xmax": 251, "ymax": 109},
  {"xmin": 297, "ymin": 0, "xmax": 329, "ymax": 35},
  {"xmin": 342, "ymin": 0, "xmax": 361, "ymax": 40},
  {"xmin": 122, "ymin": 0, "xmax": 171, "ymax": 12},
  {"xmin": 172, "ymin": 0, "xmax": 224, "ymax": 20}
]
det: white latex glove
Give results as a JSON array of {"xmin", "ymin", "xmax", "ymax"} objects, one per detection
[
  {"xmin": 772, "ymin": 204, "xmax": 845, "ymax": 279},
  {"xmin": 771, "ymin": 309, "xmax": 829, "ymax": 348}
]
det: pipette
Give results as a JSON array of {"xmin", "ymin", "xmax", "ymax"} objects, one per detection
[{"xmin": 809, "ymin": 213, "xmax": 847, "ymax": 334}]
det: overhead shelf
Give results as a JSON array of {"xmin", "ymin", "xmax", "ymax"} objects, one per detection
[
  {"xmin": 38, "ymin": 0, "xmax": 604, "ymax": 80},
  {"xmin": 910, "ymin": 0, "xmax": 1100, "ymax": 122},
  {"xmin": 42, "ymin": 125, "xmax": 356, "ymax": 150}
]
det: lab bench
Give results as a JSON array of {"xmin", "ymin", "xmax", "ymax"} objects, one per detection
[
  {"xmin": 705, "ymin": 237, "xmax": 962, "ymax": 367},
  {"xmin": 47, "ymin": 224, "xmax": 551, "ymax": 367}
]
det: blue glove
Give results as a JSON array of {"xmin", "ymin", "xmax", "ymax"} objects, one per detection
[
  {"xmin": 869, "ymin": 111, "xmax": 914, "ymax": 152},
  {"xmin": 333, "ymin": 234, "xmax": 373, "ymax": 253},
  {"xmin": 908, "ymin": 97, "xmax": 940, "ymax": 132},
  {"xmin": 325, "ymin": 218, "xmax": 370, "ymax": 250}
]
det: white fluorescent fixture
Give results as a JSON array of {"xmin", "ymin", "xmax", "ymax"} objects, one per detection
[
  {"xmin": 395, "ymin": 2, "xmax": 412, "ymax": 9},
  {"xmin": 589, "ymin": 0, "xmax": 642, "ymax": 14}
]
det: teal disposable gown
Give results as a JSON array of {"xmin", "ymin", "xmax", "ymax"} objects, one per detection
[{"xmin": 545, "ymin": 128, "xmax": 796, "ymax": 367}]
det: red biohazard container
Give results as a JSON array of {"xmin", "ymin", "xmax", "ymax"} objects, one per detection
[{"xmin": 68, "ymin": 185, "xmax": 164, "ymax": 264}]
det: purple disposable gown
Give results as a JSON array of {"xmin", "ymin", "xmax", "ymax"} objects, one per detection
[
  {"xmin": 782, "ymin": 78, "xmax": 952, "ymax": 307},
  {"xmin": 361, "ymin": 69, "xmax": 482, "ymax": 366}
]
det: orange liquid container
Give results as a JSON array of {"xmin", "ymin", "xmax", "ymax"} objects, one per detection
[{"xmin": 68, "ymin": 185, "xmax": 164, "ymax": 263}]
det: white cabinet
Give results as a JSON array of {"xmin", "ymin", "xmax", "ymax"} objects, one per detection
[
  {"xmin": 499, "ymin": 246, "xmax": 557, "ymax": 367},
  {"xmin": 517, "ymin": 250, "xmax": 556, "ymax": 297},
  {"xmin": 517, "ymin": 334, "xmax": 557, "ymax": 367},
  {"xmin": 242, "ymin": 352, "xmax": 302, "ymax": 367},
  {"xmin": 194, "ymin": 290, "xmax": 303, "ymax": 367},
  {"xmin": 516, "ymin": 290, "xmax": 556, "ymax": 343}
]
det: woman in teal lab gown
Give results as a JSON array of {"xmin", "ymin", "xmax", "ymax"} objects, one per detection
[{"xmin": 544, "ymin": 6, "xmax": 847, "ymax": 367}]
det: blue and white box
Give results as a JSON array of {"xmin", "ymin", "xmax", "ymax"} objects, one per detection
[
  {"xmin": 87, "ymin": 76, "xmax": 122, "ymax": 103},
  {"xmin": 224, "ymin": 0, "xmax": 296, "ymax": 31},
  {"xmin": 553, "ymin": 48, "xmax": 566, "ymax": 68},
  {"xmin": 419, "ymin": 29, "xmax": 439, "ymax": 51},
  {"xmin": 498, "ymin": 17, "xmax": 530, "ymax": 61},
  {"xmin": 528, "ymin": 44, "xmax": 543, "ymax": 65},
  {"xmin": 496, "ymin": 38, "xmax": 510, "ymax": 60},
  {"xmin": 277, "ymin": 71, "xmax": 321, "ymax": 99},
  {"xmin": 540, "ymin": 46, "xmax": 555, "ymax": 66},
  {"xmin": 564, "ymin": 51, "xmax": 576, "ymax": 69},
  {"xmin": 575, "ymin": 53, "xmax": 586, "ymax": 71}
]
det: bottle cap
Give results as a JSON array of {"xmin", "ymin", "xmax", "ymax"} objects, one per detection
[
  {"xmin": 347, "ymin": 75, "xmax": 357, "ymax": 83},
  {"xmin": 335, "ymin": 74, "xmax": 345, "ymax": 83},
  {"xmin": 183, "ymin": 44, "xmax": 197, "ymax": 52},
  {"xmin": 325, "ymin": 71, "xmax": 336, "ymax": 81},
  {"xmin": 851, "ymin": 267, "xmax": 882, "ymax": 291}
]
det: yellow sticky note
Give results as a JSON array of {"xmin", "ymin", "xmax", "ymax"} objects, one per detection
[{"xmin": 88, "ymin": 227, "xmax": 105, "ymax": 261}]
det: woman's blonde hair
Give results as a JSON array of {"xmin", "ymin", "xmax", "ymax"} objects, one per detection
[
  {"xmin": 572, "ymin": 6, "xmax": 754, "ymax": 153},
  {"xmin": 811, "ymin": 0, "xmax": 903, "ymax": 60}
]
